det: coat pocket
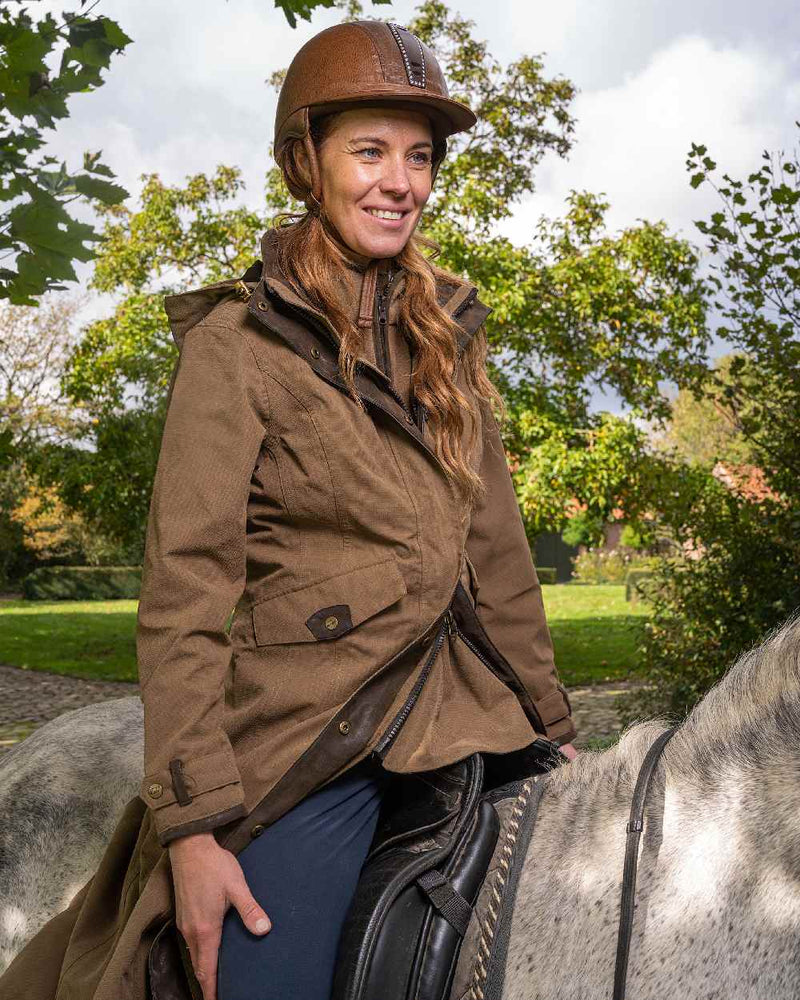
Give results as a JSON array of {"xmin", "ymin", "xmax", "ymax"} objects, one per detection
[{"xmin": 251, "ymin": 554, "xmax": 407, "ymax": 646}]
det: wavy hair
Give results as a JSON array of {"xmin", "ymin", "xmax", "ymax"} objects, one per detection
[{"xmin": 273, "ymin": 111, "xmax": 506, "ymax": 509}]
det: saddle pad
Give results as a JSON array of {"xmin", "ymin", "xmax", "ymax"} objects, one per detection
[{"xmin": 446, "ymin": 774, "xmax": 548, "ymax": 1000}]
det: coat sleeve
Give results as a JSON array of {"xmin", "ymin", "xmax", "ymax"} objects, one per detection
[
  {"xmin": 464, "ymin": 401, "xmax": 577, "ymax": 746},
  {"xmin": 136, "ymin": 321, "xmax": 270, "ymax": 846}
]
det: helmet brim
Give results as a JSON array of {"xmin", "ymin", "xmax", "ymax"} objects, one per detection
[{"xmin": 305, "ymin": 93, "xmax": 476, "ymax": 143}]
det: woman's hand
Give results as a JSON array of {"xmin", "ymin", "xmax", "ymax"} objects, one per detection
[
  {"xmin": 169, "ymin": 831, "xmax": 272, "ymax": 1000},
  {"xmin": 559, "ymin": 742, "xmax": 579, "ymax": 761}
]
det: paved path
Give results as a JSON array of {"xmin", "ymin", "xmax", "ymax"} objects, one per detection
[{"xmin": 0, "ymin": 662, "xmax": 635, "ymax": 754}]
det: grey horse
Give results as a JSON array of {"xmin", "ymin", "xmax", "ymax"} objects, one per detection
[{"xmin": 2, "ymin": 616, "xmax": 800, "ymax": 998}]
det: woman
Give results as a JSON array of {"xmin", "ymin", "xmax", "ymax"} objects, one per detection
[{"xmin": 0, "ymin": 18, "xmax": 576, "ymax": 1000}]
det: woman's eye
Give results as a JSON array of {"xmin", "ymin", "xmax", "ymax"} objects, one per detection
[
  {"xmin": 357, "ymin": 147, "xmax": 381, "ymax": 158},
  {"xmin": 410, "ymin": 152, "xmax": 431, "ymax": 166}
]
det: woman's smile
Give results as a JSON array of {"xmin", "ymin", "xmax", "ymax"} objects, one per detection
[{"xmin": 305, "ymin": 106, "xmax": 434, "ymax": 258}]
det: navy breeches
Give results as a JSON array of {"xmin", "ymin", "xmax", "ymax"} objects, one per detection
[{"xmin": 217, "ymin": 755, "xmax": 390, "ymax": 1000}]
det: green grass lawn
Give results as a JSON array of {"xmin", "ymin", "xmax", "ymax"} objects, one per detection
[
  {"xmin": 542, "ymin": 584, "xmax": 649, "ymax": 687},
  {"xmin": 0, "ymin": 584, "xmax": 648, "ymax": 687},
  {"xmin": 0, "ymin": 598, "xmax": 139, "ymax": 682}
]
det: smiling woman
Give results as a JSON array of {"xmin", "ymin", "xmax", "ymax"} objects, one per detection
[
  {"xmin": 299, "ymin": 107, "xmax": 435, "ymax": 257},
  {"xmin": 0, "ymin": 18, "xmax": 576, "ymax": 1000}
]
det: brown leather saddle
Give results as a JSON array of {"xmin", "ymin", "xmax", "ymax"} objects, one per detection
[{"xmin": 331, "ymin": 739, "xmax": 564, "ymax": 1000}]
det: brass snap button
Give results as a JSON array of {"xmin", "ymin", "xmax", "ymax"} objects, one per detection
[
  {"xmin": 148, "ymin": 782, "xmax": 163, "ymax": 799},
  {"xmin": 251, "ymin": 823, "xmax": 265, "ymax": 838},
  {"xmin": 324, "ymin": 615, "xmax": 339, "ymax": 630},
  {"xmin": 310, "ymin": 346, "xmax": 320, "ymax": 359},
  {"xmin": 338, "ymin": 720, "xmax": 351, "ymax": 735},
  {"xmin": 257, "ymin": 300, "xmax": 269, "ymax": 312},
  {"xmin": 405, "ymin": 414, "xmax": 414, "ymax": 424}
]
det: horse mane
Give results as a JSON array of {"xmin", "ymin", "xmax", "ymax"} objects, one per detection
[
  {"xmin": 676, "ymin": 610, "xmax": 800, "ymax": 774},
  {"xmin": 546, "ymin": 612, "xmax": 800, "ymax": 795}
]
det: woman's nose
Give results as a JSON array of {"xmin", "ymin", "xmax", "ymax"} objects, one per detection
[{"xmin": 378, "ymin": 157, "xmax": 412, "ymax": 197}]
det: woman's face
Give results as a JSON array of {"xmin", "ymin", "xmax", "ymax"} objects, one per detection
[{"xmin": 311, "ymin": 106, "xmax": 435, "ymax": 258}]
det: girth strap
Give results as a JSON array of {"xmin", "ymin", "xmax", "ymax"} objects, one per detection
[
  {"xmin": 613, "ymin": 724, "xmax": 679, "ymax": 1000},
  {"xmin": 415, "ymin": 868, "xmax": 472, "ymax": 937}
]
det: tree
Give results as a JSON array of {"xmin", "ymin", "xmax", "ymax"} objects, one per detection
[
  {"xmin": 0, "ymin": 2, "xmax": 131, "ymax": 304},
  {"xmin": 654, "ymin": 354, "xmax": 759, "ymax": 468},
  {"xmin": 0, "ymin": 295, "xmax": 128, "ymax": 583},
  {"xmin": 619, "ymin": 126, "xmax": 800, "ymax": 722},
  {"xmin": 0, "ymin": 0, "xmax": 389, "ymax": 305}
]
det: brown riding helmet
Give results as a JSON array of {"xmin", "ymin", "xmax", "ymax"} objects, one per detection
[{"xmin": 274, "ymin": 19, "xmax": 477, "ymax": 208}]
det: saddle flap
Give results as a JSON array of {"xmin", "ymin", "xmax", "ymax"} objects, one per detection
[
  {"xmin": 365, "ymin": 759, "xmax": 472, "ymax": 862},
  {"xmin": 332, "ymin": 752, "xmax": 487, "ymax": 1000}
]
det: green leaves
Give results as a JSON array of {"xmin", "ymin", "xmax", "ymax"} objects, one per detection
[
  {"xmin": 0, "ymin": 5, "xmax": 131, "ymax": 304},
  {"xmin": 274, "ymin": 0, "xmax": 391, "ymax": 29}
]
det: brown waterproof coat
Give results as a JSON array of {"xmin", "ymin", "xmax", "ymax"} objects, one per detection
[{"xmin": 0, "ymin": 228, "xmax": 575, "ymax": 1000}]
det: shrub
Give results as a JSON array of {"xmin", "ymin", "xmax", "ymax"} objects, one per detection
[
  {"xmin": 22, "ymin": 565, "xmax": 142, "ymax": 601},
  {"xmin": 561, "ymin": 511, "xmax": 605, "ymax": 549},
  {"xmin": 571, "ymin": 549, "xmax": 658, "ymax": 585},
  {"xmin": 625, "ymin": 569, "xmax": 655, "ymax": 602}
]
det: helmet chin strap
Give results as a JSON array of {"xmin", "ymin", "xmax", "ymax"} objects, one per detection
[{"xmin": 302, "ymin": 132, "xmax": 323, "ymax": 214}]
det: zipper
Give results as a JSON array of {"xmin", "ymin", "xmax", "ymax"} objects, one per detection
[
  {"xmin": 374, "ymin": 266, "xmax": 397, "ymax": 382},
  {"xmin": 448, "ymin": 614, "xmax": 495, "ymax": 674},
  {"xmin": 371, "ymin": 608, "xmax": 453, "ymax": 761},
  {"xmin": 270, "ymin": 290, "xmax": 420, "ymax": 430},
  {"xmin": 449, "ymin": 608, "xmax": 548, "ymax": 736}
]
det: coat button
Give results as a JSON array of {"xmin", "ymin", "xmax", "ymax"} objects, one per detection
[
  {"xmin": 310, "ymin": 346, "xmax": 320, "ymax": 358},
  {"xmin": 148, "ymin": 782, "xmax": 163, "ymax": 798},
  {"xmin": 257, "ymin": 300, "xmax": 269, "ymax": 312},
  {"xmin": 324, "ymin": 615, "xmax": 339, "ymax": 630},
  {"xmin": 339, "ymin": 720, "xmax": 351, "ymax": 735},
  {"xmin": 251, "ymin": 823, "xmax": 265, "ymax": 838}
]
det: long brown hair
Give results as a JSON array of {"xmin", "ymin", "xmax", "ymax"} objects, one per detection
[{"xmin": 273, "ymin": 112, "xmax": 506, "ymax": 509}]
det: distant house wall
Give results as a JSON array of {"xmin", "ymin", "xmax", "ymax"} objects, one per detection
[{"xmin": 534, "ymin": 532, "xmax": 579, "ymax": 583}]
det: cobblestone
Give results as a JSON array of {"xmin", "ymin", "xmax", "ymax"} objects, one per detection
[{"xmin": 0, "ymin": 662, "xmax": 640, "ymax": 755}]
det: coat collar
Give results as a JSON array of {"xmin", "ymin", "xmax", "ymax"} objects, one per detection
[
  {"xmin": 255, "ymin": 227, "xmax": 491, "ymax": 354},
  {"xmin": 243, "ymin": 228, "xmax": 492, "ymax": 477}
]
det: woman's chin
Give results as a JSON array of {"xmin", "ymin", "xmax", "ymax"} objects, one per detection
[{"xmin": 336, "ymin": 213, "xmax": 418, "ymax": 258}]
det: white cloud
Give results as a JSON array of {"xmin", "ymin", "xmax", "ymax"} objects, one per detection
[{"xmin": 499, "ymin": 35, "xmax": 798, "ymax": 247}]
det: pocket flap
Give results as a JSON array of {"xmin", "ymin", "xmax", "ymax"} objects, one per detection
[{"xmin": 252, "ymin": 555, "xmax": 407, "ymax": 645}]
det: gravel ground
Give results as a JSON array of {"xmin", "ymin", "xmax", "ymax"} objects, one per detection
[{"xmin": 0, "ymin": 661, "xmax": 636, "ymax": 755}]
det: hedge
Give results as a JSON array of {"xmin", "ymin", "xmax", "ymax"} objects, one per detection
[{"xmin": 22, "ymin": 565, "xmax": 142, "ymax": 601}]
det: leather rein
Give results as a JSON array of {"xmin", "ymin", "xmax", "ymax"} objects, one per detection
[{"xmin": 612, "ymin": 724, "xmax": 680, "ymax": 1000}]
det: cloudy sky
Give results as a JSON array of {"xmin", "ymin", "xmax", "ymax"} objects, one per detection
[{"xmin": 33, "ymin": 0, "xmax": 800, "ymax": 379}]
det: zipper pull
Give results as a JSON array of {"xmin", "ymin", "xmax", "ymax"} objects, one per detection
[{"xmin": 445, "ymin": 609, "xmax": 456, "ymax": 636}]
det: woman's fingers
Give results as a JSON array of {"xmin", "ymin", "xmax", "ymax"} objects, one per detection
[
  {"xmin": 227, "ymin": 867, "xmax": 272, "ymax": 935},
  {"xmin": 190, "ymin": 923, "xmax": 222, "ymax": 1000}
]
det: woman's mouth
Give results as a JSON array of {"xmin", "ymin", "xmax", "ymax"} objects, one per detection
[{"xmin": 362, "ymin": 207, "xmax": 409, "ymax": 228}]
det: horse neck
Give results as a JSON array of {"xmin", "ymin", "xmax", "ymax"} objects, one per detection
[{"xmin": 502, "ymin": 720, "xmax": 800, "ymax": 1000}]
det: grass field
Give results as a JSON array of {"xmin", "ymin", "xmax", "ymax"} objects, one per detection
[
  {"xmin": 542, "ymin": 584, "xmax": 649, "ymax": 686},
  {"xmin": 0, "ymin": 584, "xmax": 647, "ymax": 687}
]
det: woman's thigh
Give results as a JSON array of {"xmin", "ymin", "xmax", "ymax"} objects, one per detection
[{"xmin": 217, "ymin": 756, "xmax": 389, "ymax": 1000}]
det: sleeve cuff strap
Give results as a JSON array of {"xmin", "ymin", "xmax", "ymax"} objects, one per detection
[
  {"xmin": 533, "ymin": 687, "xmax": 572, "ymax": 727},
  {"xmin": 140, "ymin": 746, "xmax": 242, "ymax": 810},
  {"xmin": 158, "ymin": 801, "xmax": 249, "ymax": 847},
  {"xmin": 546, "ymin": 716, "xmax": 578, "ymax": 744}
]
